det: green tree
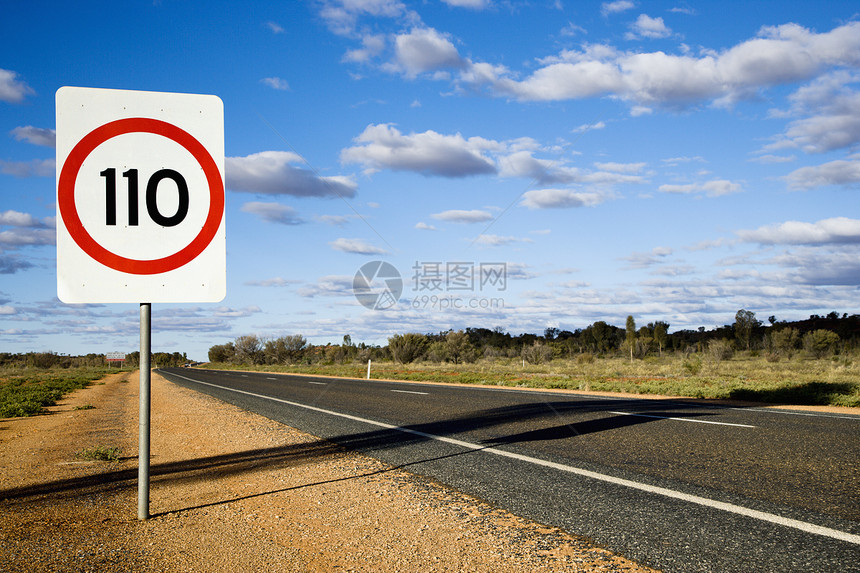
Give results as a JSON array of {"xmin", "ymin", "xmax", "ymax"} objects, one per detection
[
  {"xmin": 734, "ymin": 309, "xmax": 761, "ymax": 351},
  {"xmin": 769, "ymin": 327, "xmax": 799, "ymax": 358},
  {"xmin": 581, "ymin": 321, "xmax": 613, "ymax": 354},
  {"xmin": 233, "ymin": 335, "xmax": 263, "ymax": 365},
  {"xmin": 263, "ymin": 334, "xmax": 307, "ymax": 364},
  {"xmin": 651, "ymin": 321, "xmax": 669, "ymax": 356},
  {"xmin": 208, "ymin": 342, "xmax": 234, "ymax": 363},
  {"xmin": 803, "ymin": 329, "xmax": 840, "ymax": 358},
  {"xmin": 625, "ymin": 315, "xmax": 636, "ymax": 361},
  {"xmin": 444, "ymin": 330, "xmax": 476, "ymax": 364},
  {"xmin": 388, "ymin": 333, "xmax": 429, "ymax": 364}
]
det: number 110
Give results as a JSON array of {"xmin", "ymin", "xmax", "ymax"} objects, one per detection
[{"xmin": 100, "ymin": 168, "xmax": 189, "ymax": 227}]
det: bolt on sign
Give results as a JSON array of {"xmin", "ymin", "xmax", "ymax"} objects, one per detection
[{"xmin": 56, "ymin": 87, "xmax": 225, "ymax": 303}]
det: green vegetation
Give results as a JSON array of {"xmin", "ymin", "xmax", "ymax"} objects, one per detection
[
  {"xmin": 0, "ymin": 349, "xmax": 193, "ymax": 419},
  {"xmin": 75, "ymin": 445, "xmax": 122, "ymax": 462},
  {"xmin": 0, "ymin": 367, "xmax": 112, "ymax": 418},
  {"xmin": 206, "ymin": 311, "xmax": 860, "ymax": 408},
  {"xmin": 0, "ymin": 350, "xmax": 190, "ymax": 371}
]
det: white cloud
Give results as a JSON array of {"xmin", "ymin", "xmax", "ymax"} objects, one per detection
[
  {"xmin": 573, "ymin": 121, "xmax": 606, "ymax": 133},
  {"xmin": 662, "ymin": 155, "xmax": 706, "ymax": 165},
  {"xmin": 0, "ymin": 210, "xmax": 45, "ymax": 227},
  {"xmin": 460, "ymin": 21, "xmax": 860, "ymax": 109},
  {"xmin": 240, "ymin": 202, "xmax": 305, "ymax": 225},
  {"xmin": 211, "ymin": 305, "xmax": 263, "ymax": 318},
  {"xmin": 0, "ymin": 69, "xmax": 34, "ymax": 104},
  {"xmin": 737, "ymin": 217, "xmax": 860, "ymax": 245},
  {"xmin": 415, "ymin": 222, "xmax": 438, "ymax": 231},
  {"xmin": 659, "ymin": 183, "xmax": 698, "ymax": 194},
  {"xmin": 768, "ymin": 72, "xmax": 860, "ymax": 154},
  {"xmin": 621, "ymin": 246, "xmax": 673, "ymax": 269},
  {"xmin": 245, "ymin": 277, "xmax": 302, "ymax": 287},
  {"xmin": 0, "ymin": 159, "xmax": 55, "ymax": 178},
  {"xmin": 261, "ymin": 77, "xmax": 290, "ymax": 90},
  {"xmin": 700, "ymin": 179, "xmax": 742, "ymax": 196},
  {"xmin": 628, "ymin": 14, "xmax": 671, "ymax": 39},
  {"xmin": 768, "ymin": 247, "xmax": 860, "ymax": 286},
  {"xmin": 319, "ymin": 0, "xmax": 410, "ymax": 36},
  {"xmin": 297, "ymin": 275, "xmax": 355, "ymax": 298},
  {"xmin": 227, "ymin": 151, "xmax": 358, "ymax": 198},
  {"xmin": 431, "ymin": 209, "xmax": 494, "ymax": 223},
  {"xmin": 0, "ymin": 228, "xmax": 55, "ymax": 246},
  {"xmin": 487, "ymin": 57, "xmax": 624, "ymax": 101},
  {"xmin": 594, "ymin": 161, "xmax": 647, "ymax": 174},
  {"xmin": 389, "ymin": 28, "xmax": 464, "ymax": 77},
  {"xmin": 750, "ymin": 154, "xmax": 796, "ymax": 164},
  {"xmin": 441, "ymin": 0, "xmax": 491, "ymax": 8},
  {"xmin": 341, "ymin": 124, "xmax": 497, "ymax": 177},
  {"xmin": 659, "ymin": 178, "xmax": 742, "ymax": 196},
  {"xmin": 784, "ymin": 158, "xmax": 860, "ymax": 189},
  {"xmin": 329, "ymin": 237, "xmax": 388, "ymax": 255},
  {"xmin": 601, "ymin": 1, "xmax": 634, "ymax": 16},
  {"xmin": 343, "ymin": 34, "xmax": 386, "ymax": 63},
  {"xmin": 265, "ymin": 21, "xmax": 285, "ymax": 34},
  {"xmin": 473, "ymin": 234, "xmax": 531, "ymax": 247},
  {"xmin": 11, "ymin": 126, "xmax": 56, "ymax": 148},
  {"xmin": 520, "ymin": 188, "xmax": 607, "ymax": 209},
  {"xmin": 498, "ymin": 151, "xmax": 646, "ymax": 186},
  {"xmin": 316, "ymin": 214, "xmax": 352, "ymax": 226}
]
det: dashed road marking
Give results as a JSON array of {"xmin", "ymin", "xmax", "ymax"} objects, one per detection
[{"xmin": 609, "ymin": 411, "xmax": 756, "ymax": 428}]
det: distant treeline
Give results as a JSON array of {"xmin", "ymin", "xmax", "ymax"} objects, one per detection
[
  {"xmin": 209, "ymin": 310, "xmax": 860, "ymax": 366},
  {"xmin": 0, "ymin": 351, "xmax": 189, "ymax": 369}
]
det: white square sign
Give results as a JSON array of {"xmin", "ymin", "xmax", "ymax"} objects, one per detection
[{"xmin": 56, "ymin": 87, "xmax": 225, "ymax": 303}]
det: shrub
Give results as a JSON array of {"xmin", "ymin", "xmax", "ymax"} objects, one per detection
[
  {"xmin": 522, "ymin": 341, "xmax": 552, "ymax": 365},
  {"xmin": 768, "ymin": 327, "xmax": 800, "ymax": 359},
  {"xmin": 76, "ymin": 446, "xmax": 122, "ymax": 462},
  {"xmin": 707, "ymin": 339, "xmax": 734, "ymax": 363},
  {"xmin": 803, "ymin": 330, "xmax": 840, "ymax": 359},
  {"xmin": 575, "ymin": 352, "xmax": 595, "ymax": 365},
  {"xmin": 388, "ymin": 333, "xmax": 429, "ymax": 364},
  {"xmin": 683, "ymin": 355, "xmax": 702, "ymax": 375}
]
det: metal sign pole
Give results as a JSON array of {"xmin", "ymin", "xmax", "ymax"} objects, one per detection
[{"xmin": 138, "ymin": 302, "xmax": 151, "ymax": 520}]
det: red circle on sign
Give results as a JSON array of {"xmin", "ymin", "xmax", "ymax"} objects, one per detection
[{"xmin": 57, "ymin": 117, "xmax": 224, "ymax": 275}]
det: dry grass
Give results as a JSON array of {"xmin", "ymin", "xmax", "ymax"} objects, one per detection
[{"xmin": 207, "ymin": 352, "xmax": 860, "ymax": 407}]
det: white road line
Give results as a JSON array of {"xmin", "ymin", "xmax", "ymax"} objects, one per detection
[
  {"xmin": 728, "ymin": 406, "xmax": 859, "ymax": 421},
  {"xmin": 164, "ymin": 371, "xmax": 860, "ymax": 546},
  {"xmin": 266, "ymin": 377, "xmax": 277, "ymax": 380},
  {"xmin": 609, "ymin": 411, "xmax": 756, "ymax": 428},
  {"xmin": 308, "ymin": 381, "xmax": 327, "ymax": 385},
  {"xmin": 391, "ymin": 389, "xmax": 429, "ymax": 395}
]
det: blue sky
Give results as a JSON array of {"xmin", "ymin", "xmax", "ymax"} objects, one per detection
[{"xmin": 2, "ymin": 0, "xmax": 859, "ymax": 360}]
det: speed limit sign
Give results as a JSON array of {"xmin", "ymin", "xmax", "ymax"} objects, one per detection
[{"xmin": 56, "ymin": 87, "xmax": 225, "ymax": 303}]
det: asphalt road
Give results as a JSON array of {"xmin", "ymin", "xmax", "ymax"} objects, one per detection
[{"xmin": 157, "ymin": 367, "xmax": 860, "ymax": 572}]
